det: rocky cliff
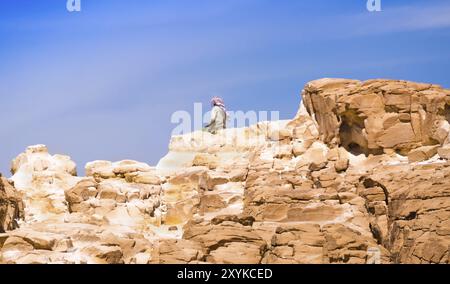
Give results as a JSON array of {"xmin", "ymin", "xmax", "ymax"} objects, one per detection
[{"xmin": 1, "ymin": 78, "xmax": 449, "ymax": 264}]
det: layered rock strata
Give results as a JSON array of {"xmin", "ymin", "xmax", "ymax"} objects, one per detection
[{"xmin": 1, "ymin": 78, "xmax": 449, "ymax": 264}]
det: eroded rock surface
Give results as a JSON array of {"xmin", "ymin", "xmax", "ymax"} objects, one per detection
[
  {"xmin": 1, "ymin": 78, "xmax": 449, "ymax": 264},
  {"xmin": 1, "ymin": 148, "xmax": 163, "ymax": 263},
  {"xmin": 0, "ymin": 176, "xmax": 24, "ymax": 232},
  {"xmin": 302, "ymin": 78, "xmax": 450, "ymax": 155}
]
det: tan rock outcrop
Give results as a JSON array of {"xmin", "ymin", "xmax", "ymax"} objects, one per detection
[
  {"xmin": 0, "ymin": 221, "xmax": 155, "ymax": 264},
  {"xmin": 302, "ymin": 78, "xmax": 450, "ymax": 155},
  {"xmin": 2, "ymin": 149, "xmax": 165, "ymax": 263},
  {"xmin": 152, "ymin": 239, "xmax": 206, "ymax": 264},
  {"xmin": 10, "ymin": 145, "xmax": 80, "ymax": 223},
  {"xmin": 407, "ymin": 145, "xmax": 439, "ymax": 162},
  {"xmin": 438, "ymin": 145, "xmax": 450, "ymax": 160},
  {"xmin": 182, "ymin": 215, "xmax": 267, "ymax": 264},
  {"xmin": 363, "ymin": 162, "xmax": 450, "ymax": 264},
  {"xmin": 2, "ymin": 78, "xmax": 449, "ymax": 264},
  {"xmin": 0, "ymin": 176, "xmax": 24, "ymax": 232}
]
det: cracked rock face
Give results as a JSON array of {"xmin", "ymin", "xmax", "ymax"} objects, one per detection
[
  {"xmin": 302, "ymin": 78, "xmax": 450, "ymax": 155},
  {"xmin": 366, "ymin": 163, "xmax": 450, "ymax": 264},
  {"xmin": 0, "ymin": 177, "xmax": 24, "ymax": 233},
  {"xmin": 1, "ymin": 78, "xmax": 450, "ymax": 264}
]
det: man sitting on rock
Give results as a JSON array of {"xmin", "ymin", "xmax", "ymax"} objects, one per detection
[{"xmin": 204, "ymin": 96, "xmax": 227, "ymax": 134}]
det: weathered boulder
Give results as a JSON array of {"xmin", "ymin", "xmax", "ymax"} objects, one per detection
[
  {"xmin": 183, "ymin": 216, "xmax": 267, "ymax": 264},
  {"xmin": 262, "ymin": 224, "xmax": 325, "ymax": 264},
  {"xmin": 0, "ymin": 176, "xmax": 24, "ymax": 232},
  {"xmin": 332, "ymin": 147, "xmax": 350, "ymax": 172},
  {"xmin": 407, "ymin": 145, "xmax": 439, "ymax": 162},
  {"xmin": 0, "ymin": 220, "xmax": 156, "ymax": 264},
  {"xmin": 438, "ymin": 145, "xmax": 450, "ymax": 160},
  {"xmin": 302, "ymin": 79, "xmax": 450, "ymax": 155},
  {"xmin": 11, "ymin": 144, "xmax": 77, "ymax": 176},
  {"xmin": 10, "ymin": 145, "xmax": 80, "ymax": 223},
  {"xmin": 65, "ymin": 174, "xmax": 164, "ymax": 229},
  {"xmin": 153, "ymin": 239, "xmax": 206, "ymax": 264},
  {"xmin": 85, "ymin": 160, "xmax": 154, "ymax": 181},
  {"xmin": 364, "ymin": 162, "xmax": 450, "ymax": 263}
]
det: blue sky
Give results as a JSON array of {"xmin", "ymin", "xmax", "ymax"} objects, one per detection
[{"xmin": 1, "ymin": 0, "xmax": 450, "ymax": 176}]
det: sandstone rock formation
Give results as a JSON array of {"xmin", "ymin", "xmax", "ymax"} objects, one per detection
[
  {"xmin": 302, "ymin": 79, "xmax": 450, "ymax": 155},
  {"xmin": 1, "ymin": 148, "xmax": 162, "ymax": 263},
  {"xmin": 1, "ymin": 78, "xmax": 449, "ymax": 264},
  {"xmin": 0, "ymin": 176, "xmax": 24, "ymax": 232},
  {"xmin": 10, "ymin": 144, "xmax": 79, "ymax": 223}
]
